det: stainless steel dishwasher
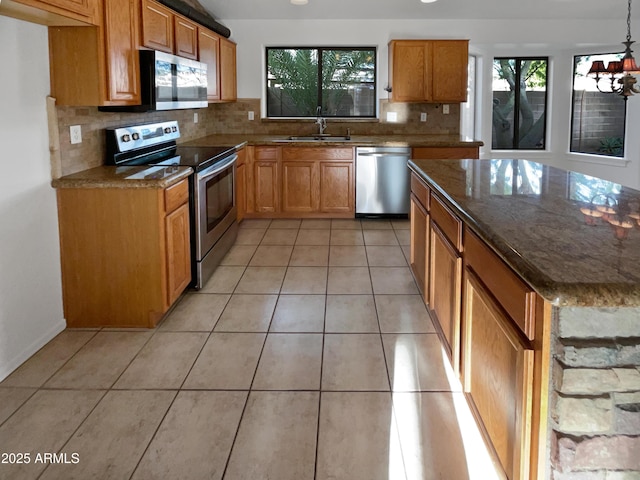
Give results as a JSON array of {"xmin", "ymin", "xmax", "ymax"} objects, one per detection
[{"xmin": 355, "ymin": 146, "xmax": 411, "ymax": 217}]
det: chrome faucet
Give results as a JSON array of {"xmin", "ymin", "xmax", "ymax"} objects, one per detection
[{"xmin": 315, "ymin": 106, "xmax": 327, "ymax": 135}]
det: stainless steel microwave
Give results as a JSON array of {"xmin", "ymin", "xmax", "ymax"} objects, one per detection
[{"xmin": 100, "ymin": 50, "xmax": 208, "ymax": 112}]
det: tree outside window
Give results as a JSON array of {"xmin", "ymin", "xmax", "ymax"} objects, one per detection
[
  {"xmin": 571, "ymin": 53, "xmax": 626, "ymax": 158},
  {"xmin": 266, "ymin": 47, "xmax": 376, "ymax": 118},
  {"xmin": 492, "ymin": 57, "xmax": 548, "ymax": 150}
]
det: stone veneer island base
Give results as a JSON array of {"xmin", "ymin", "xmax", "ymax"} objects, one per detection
[{"xmin": 408, "ymin": 158, "xmax": 640, "ymax": 480}]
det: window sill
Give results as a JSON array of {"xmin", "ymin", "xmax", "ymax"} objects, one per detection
[{"xmin": 567, "ymin": 153, "xmax": 629, "ymax": 168}]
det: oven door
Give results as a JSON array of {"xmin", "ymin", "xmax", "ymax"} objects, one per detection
[{"xmin": 194, "ymin": 153, "xmax": 238, "ymax": 262}]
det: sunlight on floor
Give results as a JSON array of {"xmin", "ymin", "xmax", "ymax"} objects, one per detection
[
  {"xmin": 388, "ymin": 338, "xmax": 503, "ymax": 480},
  {"xmin": 440, "ymin": 346, "xmax": 502, "ymax": 480}
]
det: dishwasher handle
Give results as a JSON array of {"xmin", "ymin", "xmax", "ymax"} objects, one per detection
[{"xmin": 357, "ymin": 152, "xmax": 410, "ymax": 158}]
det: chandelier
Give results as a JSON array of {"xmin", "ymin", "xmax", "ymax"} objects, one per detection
[{"xmin": 588, "ymin": 0, "xmax": 640, "ymax": 99}]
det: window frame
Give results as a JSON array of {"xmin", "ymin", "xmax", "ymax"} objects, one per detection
[
  {"xmin": 265, "ymin": 46, "xmax": 377, "ymax": 119},
  {"xmin": 492, "ymin": 56, "xmax": 549, "ymax": 151},
  {"xmin": 569, "ymin": 52, "xmax": 627, "ymax": 159}
]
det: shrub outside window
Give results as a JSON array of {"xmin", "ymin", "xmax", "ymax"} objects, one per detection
[
  {"xmin": 492, "ymin": 57, "xmax": 548, "ymax": 150},
  {"xmin": 571, "ymin": 53, "xmax": 626, "ymax": 158},
  {"xmin": 266, "ymin": 47, "xmax": 376, "ymax": 118}
]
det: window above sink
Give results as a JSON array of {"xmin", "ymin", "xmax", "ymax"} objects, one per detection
[{"xmin": 266, "ymin": 47, "xmax": 377, "ymax": 119}]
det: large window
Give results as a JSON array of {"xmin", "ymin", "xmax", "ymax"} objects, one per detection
[
  {"xmin": 571, "ymin": 53, "xmax": 626, "ymax": 158},
  {"xmin": 492, "ymin": 57, "xmax": 548, "ymax": 150},
  {"xmin": 266, "ymin": 47, "xmax": 376, "ymax": 118}
]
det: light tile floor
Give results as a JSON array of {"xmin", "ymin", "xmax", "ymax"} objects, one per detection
[{"xmin": 0, "ymin": 218, "xmax": 503, "ymax": 480}]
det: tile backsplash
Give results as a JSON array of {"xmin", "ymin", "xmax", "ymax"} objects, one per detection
[{"xmin": 54, "ymin": 98, "xmax": 460, "ymax": 177}]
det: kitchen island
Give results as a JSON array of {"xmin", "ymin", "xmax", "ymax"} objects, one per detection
[{"xmin": 409, "ymin": 158, "xmax": 640, "ymax": 480}]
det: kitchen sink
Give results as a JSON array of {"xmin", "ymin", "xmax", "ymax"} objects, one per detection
[{"xmin": 273, "ymin": 135, "xmax": 352, "ymax": 142}]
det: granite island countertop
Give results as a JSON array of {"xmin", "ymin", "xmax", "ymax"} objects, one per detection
[
  {"xmin": 409, "ymin": 158, "xmax": 640, "ymax": 307},
  {"xmin": 51, "ymin": 165, "xmax": 193, "ymax": 189},
  {"xmin": 181, "ymin": 134, "xmax": 482, "ymax": 148}
]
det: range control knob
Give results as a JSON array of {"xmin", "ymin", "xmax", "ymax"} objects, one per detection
[
  {"xmin": 121, "ymin": 134, "xmax": 131, "ymax": 142},
  {"xmin": 164, "ymin": 127, "xmax": 171, "ymax": 134},
  {"xmin": 132, "ymin": 133, "xmax": 140, "ymax": 141},
  {"xmin": 171, "ymin": 126, "xmax": 177, "ymax": 132}
]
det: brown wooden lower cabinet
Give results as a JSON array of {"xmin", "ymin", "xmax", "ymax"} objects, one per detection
[
  {"xmin": 165, "ymin": 202, "xmax": 191, "ymax": 306},
  {"xmin": 282, "ymin": 161, "xmax": 319, "ymax": 213},
  {"xmin": 409, "ymin": 194, "xmax": 428, "ymax": 296},
  {"xmin": 245, "ymin": 145, "xmax": 354, "ymax": 218},
  {"xmin": 236, "ymin": 147, "xmax": 246, "ymax": 222},
  {"xmin": 56, "ymin": 178, "xmax": 191, "ymax": 328},
  {"xmin": 319, "ymin": 161, "xmax": 353, "ymax": 213},
  {"xmin": 254, "ymin": 160, "xmax": 279, "ymax": 214},
  {"xmin": 462, "ymin": 269, "xmax": 534, "ymax": 480},
  {"xmin": 429, "ymin": 221, "xmax": 462, "ymax": 370}
]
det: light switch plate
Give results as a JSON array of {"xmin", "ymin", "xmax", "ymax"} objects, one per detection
[
  {"xmin": 248, "ymin": 111, "xmax": 255, "ymax": 121},
  {"xmin": 442, "ymin": 104, "xmax": 450, "ymax": 115},
  {"xmin": 420, "ymin": 112, "xmax": 427, "ymax": 122},
  {"xmin": 386, "ymin": 111, "xmax": 398, "ymax": 122},
  {"xmin": 70, "ymin": 125, "xmax": 82, "ymax": 144},
  {"xmin": 194, "ymin": 112, "xmax": 199, "ymax": 123}
]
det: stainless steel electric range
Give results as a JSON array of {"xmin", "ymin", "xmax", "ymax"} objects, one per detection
[{"xmin": 106, "ymin": 120, "xmax": 238, "ymax": 289}]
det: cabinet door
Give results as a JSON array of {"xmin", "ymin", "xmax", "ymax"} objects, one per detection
[
  {"xmin": 254, "ymin": 161, "xmax": 279, "ymax": 213},
  {"xmin": 282, "ymin": 161, "xmax": 319, "ymax": 213},
  {"xmin": 319, "ymin": 161, "xmax": 353, "ymax": 214},
  {"xmin": 199, "ymin": 28, "xmax": 220, "ymax": 101},
  {"xmin": 236, "ymin": 163, "xmax": 246, "ymax": 222},
  {"xmin": 103, "ymin": 0, "xmax": 141, "ymax": 103},
  {"xmin": 165, "ymin": 202, "xmax": 191, "ymax": 307},
  {"xmin": 219, "ymin": 37, "xmax": 237, "ymax": 101},
  {"xmin": 140, "ymin": 0, "xmax": 173, "ymax": 53},
  {"xmin": 429, "ymin": 222, "xmax": 462, "ymax": 369},
  {"xmin": 410, "ymin": 194, "xmax": 429, "ymax": 297},
  {"xmin": 6, "ymin": 0, "xmax": 98, "ymax": 24},
  {"xmin": 174, "ymin": 15, "xmax": 198, "ymax": 59},
  {"xmin": 389, "ymin": 40, "xmax": 431, "ymax": 102},
  {"xmin": 431, "ymin": 40, "xmax": 468, "ymax": 102},
  {"xmin": 462, "ymin": 269, "xmax": 534, "ymax": 480}
]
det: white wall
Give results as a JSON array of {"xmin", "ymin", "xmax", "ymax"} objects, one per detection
[
  {"xmin": 0, "ymin": 16, "xmax": 65, "ymax": 381},
  {"xmin": 225, "ymin": 18, "xmax": 640, "ymax": 189}
]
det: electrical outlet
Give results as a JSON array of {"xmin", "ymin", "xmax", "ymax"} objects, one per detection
[
  {"xmin": 194, "ymin": 112, "xmax": 199, "ymax": 124},
  {"xmin": 70, "ymin": 125, "xmax": 82, "ymax": 144},
  {"xmin": 420, "ymin": 112, "xmax": 427, "ymax": 122},
  {"xmin": 248, "ymin": 111, "xmax": 255, "ymax": 121},
  {"xmin": 386, "ymin": 111, "xmax": 398, "ymax": 122},
  {"xmin": 443, "ymin": 104, "xmax": 450, "ymax": 115}
]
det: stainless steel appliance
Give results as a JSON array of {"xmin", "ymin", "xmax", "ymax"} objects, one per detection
[
  {"xmin": 355, "ymin": 146, "xmax": 411, "ymax": 217},
  {"xmin": 106, "ymin": 120, "xmax": 237, "ymax": 289},
  {"xmin": 101, "ymin": 50, "xmax": 208, "ymax": 112}
]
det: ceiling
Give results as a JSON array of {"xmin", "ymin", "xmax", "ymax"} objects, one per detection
[{"xmin": 201, "ymin": 0, "xmax": 640, "ymax": 21}]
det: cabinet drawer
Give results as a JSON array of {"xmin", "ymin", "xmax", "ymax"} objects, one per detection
[
  {"xmin": 464, "ymin": 228, "xmax": 536, "ymax": 340},
  {"xmin": 430, "ymin": 193, "xmax": 462, "ymax": 251},
  {"xmin": 282, "ymin": 147, "xmax": 353, "ymax": 161},
  {"xmin": 255, "ymin": 147, "xmax": 278, "ymax": 161},
  {"xmin": 410, "ymin": 172, "xmax": 429, "ymax": 209},
  {"xmin": 165, "ymin": 179, "xmax": 189, "ymax": 213}
]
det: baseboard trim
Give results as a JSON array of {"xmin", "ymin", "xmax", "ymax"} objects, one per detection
[{"xmin": 0, "ymin": 318, "xmax": 67, "ymax": 382}]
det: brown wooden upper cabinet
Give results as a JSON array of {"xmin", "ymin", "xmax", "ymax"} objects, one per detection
[
  {"xmin": 49, "ymin": 0, "xmax": 141, "ymax": 106},
  {"xmin": 219, "ymin": 37, "xmax": 237, "ymax": 102},
  {"xmin": 388, "ymin": 39, "xmax": 468, "ymax": 103},
  {"xmin": 141, "ymin": 0, "xmax": 198, "ymax": 60},
  {"xmin": 0, "ymin": 0, "xmax": 98, "ymax": 26},
  {"xmin": 198, "ymin": 29, "xmax": 237, "ymax": 102}
]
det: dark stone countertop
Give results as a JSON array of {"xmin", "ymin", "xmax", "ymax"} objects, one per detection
[
  {"xmin": 409, "ymin": 158, "xmax": 640, "ymax": 307},
  {"xmin": 181, "ymin": 134, "xmax": 482, "ymax": 148},
  {"xmin": 51, "ymin": 165, "xmax": 193, "ymax": 189}
]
